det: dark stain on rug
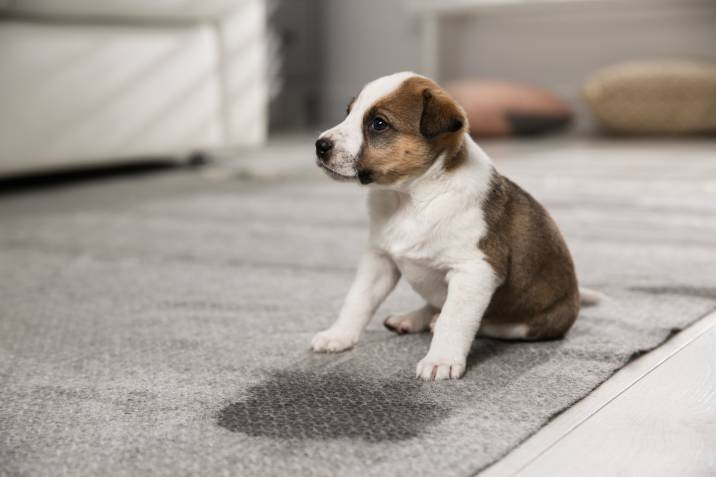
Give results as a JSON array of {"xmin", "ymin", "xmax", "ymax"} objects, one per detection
[
  {"xmin": 630, "ymin": 286, "xmax": 716, "ymax": 300},
  {"xmin": 217, "ymin": 371, "xmax": 447, "ymax": 442}
]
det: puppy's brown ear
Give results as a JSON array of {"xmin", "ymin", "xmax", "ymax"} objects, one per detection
[{"xmin": 419, "ymin": 88, "xmax": 466, "ymax": 138}]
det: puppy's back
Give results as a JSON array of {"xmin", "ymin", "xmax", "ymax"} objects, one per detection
[{"xmin": 479, "ymin": 172, "xmax": 579, "ymax": 337}]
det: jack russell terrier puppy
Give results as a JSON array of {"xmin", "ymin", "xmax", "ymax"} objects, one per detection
[{"xmin": 310, "ymin": 72, "xmax": 597, "ymax": 380}]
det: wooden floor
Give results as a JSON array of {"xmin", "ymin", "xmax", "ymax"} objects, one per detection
[{"xmin": 481, "ymin": 309, "xmax": 716, "ymax": 477}]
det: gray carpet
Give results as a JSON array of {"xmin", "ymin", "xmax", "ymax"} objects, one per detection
[{"xmin": 2, "ymin": 138, "xmax": 716, "ymax": 476}]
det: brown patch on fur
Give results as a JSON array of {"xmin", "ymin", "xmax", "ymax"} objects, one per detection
[
  {"xmin": 444, "ymin": 141, "xmax": 467, "ymax": 171},
  {"xmin": 359, "ymin": 133, "xmax": 432, "ymax": 185},
  {"xmin": 478, "ymin": 172, "xmax": 580, "ymax": 339},
  {"xmin": 356, "ymin": 76, "xmax": 468, "ymax": 185}
]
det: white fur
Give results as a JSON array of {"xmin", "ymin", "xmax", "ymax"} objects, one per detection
[
  {"xmin": 311, "ymin": 250, "xmax": 400, "ymax": 352},
  {"xmin": 579, "ymin": 287, "xmax": 605, "ymax": 306},
  {"xmin": 479, "ymin": 323, "xmax": 530, "ymax": 340},
  {"xmin": 312, "ymin": 73, "xmax": 501, "ymax": 381}
]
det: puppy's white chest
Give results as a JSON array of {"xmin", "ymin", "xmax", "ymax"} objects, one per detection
[
  {"xmin": 395, "ymin": 258, "xmax": 448, "ymax": 308},
  {"xmin": 370, "ymin": 191, "xmax": 487, "ymax": 308},
  {"xmin": 377, "ymin": 213, "xmax": 435, "ymax": 261},
  {"xmin": 371, "ymin": 191, "xmax": 484, "ymax": 264}
]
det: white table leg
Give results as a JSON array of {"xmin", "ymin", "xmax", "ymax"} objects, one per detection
[{"xmin": 420, "ymin": 13, "xmax": 440, "ymax": 81}]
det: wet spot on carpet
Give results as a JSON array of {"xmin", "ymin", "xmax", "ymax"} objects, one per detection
[{"xmin": 217, "ymin": 371, "xmax": 447, "ymax": 442}]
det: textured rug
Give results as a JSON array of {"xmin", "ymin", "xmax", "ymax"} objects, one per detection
[{"xmin": 1, "ymin": 139, "xmax": 716, "ymax": 476}]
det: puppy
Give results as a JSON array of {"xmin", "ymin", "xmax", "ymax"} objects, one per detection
[{"xmin": 311, "ymin": 72, "xmax": 594, "ymax": 380}]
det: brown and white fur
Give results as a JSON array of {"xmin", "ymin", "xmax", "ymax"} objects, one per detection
[{"xmin": 311, "ymin": 72, "xmax": 597, "ymax": 380}]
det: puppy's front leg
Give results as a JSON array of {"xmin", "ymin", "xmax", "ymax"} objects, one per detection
[
  {"xmin": 416, "ymin": 262, "xmax": 498, "ymax": 380},
  {"xmin": 311, "ymin": 249, "xmax": 400, "ymax": 353}
]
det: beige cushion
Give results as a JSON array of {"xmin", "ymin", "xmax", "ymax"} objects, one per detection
[{"xmin": 583, "ymin": 60, "xmax": 716, "ymax": 135}]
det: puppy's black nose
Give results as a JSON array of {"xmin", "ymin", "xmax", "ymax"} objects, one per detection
[{"xmin": 315, "ymin": 138, "xmax": 333, "ymax": 161}]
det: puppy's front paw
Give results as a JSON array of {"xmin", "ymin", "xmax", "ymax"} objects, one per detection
[
  {"xmin": 416, "ymin": 354, "xmax": 466, "ymax": 381},
  {"xmin": 311, "ymin": 329, "xmax": 358, "ymax": 353}
]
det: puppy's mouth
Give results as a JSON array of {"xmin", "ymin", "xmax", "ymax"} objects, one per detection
[{"xmin": 316, "ymin": 160, "xmax": 357, "ymax": 182}]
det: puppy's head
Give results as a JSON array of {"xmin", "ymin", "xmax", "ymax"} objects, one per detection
[{"xmin": 315, "ymin": 72, "xmax": 467, "ymax": 186}]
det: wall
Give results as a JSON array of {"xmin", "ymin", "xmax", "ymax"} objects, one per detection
[{"xmin": 319, "ymin": 0, "xmax": 421, "ymax": 127}]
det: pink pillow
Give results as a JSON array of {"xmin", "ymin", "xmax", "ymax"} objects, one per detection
[{"xmin": 445, "ymin": 80, "xmax": 573, "ymax": 137}]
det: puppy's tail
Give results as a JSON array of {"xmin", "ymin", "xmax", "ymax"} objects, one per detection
[{"xmin": 579, "ymin": 287, "xmax": 605, "ymax": 307}]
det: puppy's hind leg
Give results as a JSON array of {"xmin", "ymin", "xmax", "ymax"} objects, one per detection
[
  {"xmin": 479, "ymin": 296, "xmax": 580, "ymax": 341},
  {"xmin": 384, "ymin": 303, "xmax": 439, "ymax": 335}
]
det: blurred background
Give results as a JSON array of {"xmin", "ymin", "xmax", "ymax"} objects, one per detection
[
  {"xmin": 274, "ymin": 0, "xmax": 716, "ymax": 134},
  {"xmin": 1, "ymin": 0, "xmax": 715, "ymax": 177}
]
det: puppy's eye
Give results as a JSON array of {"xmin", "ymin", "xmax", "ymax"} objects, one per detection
[{"xmin": 371, "ymin": 117, "xmax": 389, "ymax": 131}]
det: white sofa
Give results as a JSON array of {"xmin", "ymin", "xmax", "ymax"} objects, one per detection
[{"xmin": 0, "ymin": 0, "xmax": 268, "ymax": 175}]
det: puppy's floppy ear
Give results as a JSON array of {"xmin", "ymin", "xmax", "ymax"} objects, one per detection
[{"xmin": 419, "ymin": 88, "xmax": 465, "ymax": 138}]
